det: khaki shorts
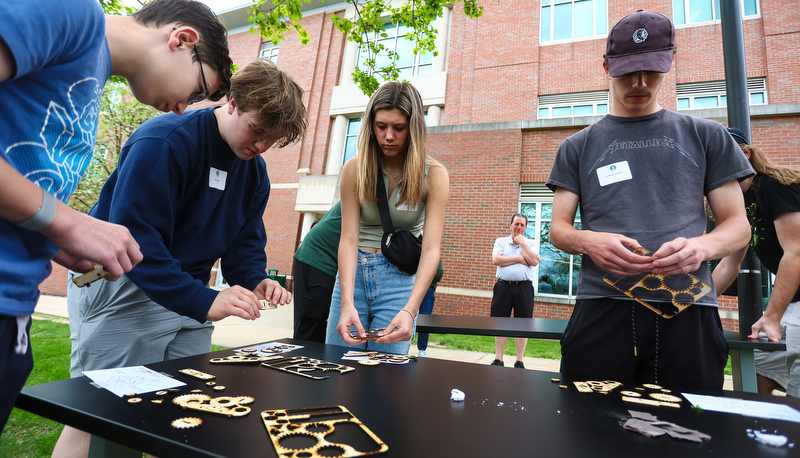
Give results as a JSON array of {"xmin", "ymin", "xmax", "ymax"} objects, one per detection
[{"xmin": 67, "ymin": 274, "xmax": 213, "ymax": 378}]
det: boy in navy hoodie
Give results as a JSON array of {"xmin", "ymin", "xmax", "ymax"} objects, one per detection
[{"xmin": 53, "ymin": 59, "xmax": 306, "ymax": 456}]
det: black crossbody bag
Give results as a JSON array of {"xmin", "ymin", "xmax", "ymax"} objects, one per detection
[{"xmin": 375, "ymin": 174, "xmax": 422, "ymax": 275}]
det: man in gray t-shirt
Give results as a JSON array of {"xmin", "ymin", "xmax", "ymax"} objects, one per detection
[{"xmin": 546, "ymin": 11, "xmax": 754, "ymax": 390}]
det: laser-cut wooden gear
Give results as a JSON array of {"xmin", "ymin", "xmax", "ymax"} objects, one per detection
[
  {"xmin": 262, "ymin": 405, "xmax": 388, "ymax": 457},
  {"xmin": 171, "ymin": 417, "xmax": 202, "ymax": 429},
  {"xmin": 603, "ymin": 248, "xmax": 713, "ymax": 318},
  {"xmin": 261, "ymin": 356, "xmax": 355, "ymax": 380},
  {"xmin": 172, "ymin": 394, "xmax": 254, "ymax": 417}
]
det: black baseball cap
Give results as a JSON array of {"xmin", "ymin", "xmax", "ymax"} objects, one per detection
[
  {"xmin": 606, "ymin": 10, "xmax": 675, "ymax": 78},
  {"xmin": 727, "ymin": 127, "xmax": 750, "ymax": 145}
]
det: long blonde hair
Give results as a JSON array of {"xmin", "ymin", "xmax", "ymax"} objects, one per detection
[
  {"xmin": 742, "ymin": 144, "xmax": 800, "ymax": 185},
  {"xmin": 355, "ymin": 81, "xmax": 428, "ymax": 208}
]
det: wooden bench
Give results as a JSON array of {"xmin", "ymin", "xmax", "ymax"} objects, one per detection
[{"xmin": 415, "ymin": 314, "xmax": 786, "ymax": 393}]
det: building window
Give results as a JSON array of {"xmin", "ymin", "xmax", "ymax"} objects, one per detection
[
  {"xmin": 341, "ymin": 111, "xmax": 428, "ymax": 164},
  {"xmin": 676, "ymin": 78, "xmax": 767, "ymax": 110},
  {"xmin": 519, "ymin": 184, "xmax": 581, "ymax": 297},
  {"xmin": 342, "ymin": 117, "xmax": 361, "ymax": 165},
  {"xmin": 260, "ymin": 42, "xmax": 279, "ymax": 65},
  {"xmin": 356, "ymin": 21, "xmax": 434, "ymax": 79},
  {"xmin": 540, "ymin": 0, "xmax": 608, "ymax": 43},
  {"xmin": 673, "ymin": 0, "xmax": 759, "ymax": 26},
  {"xmin": 538, "ymin": 91, "xmax": 609, "ymax": 119}
]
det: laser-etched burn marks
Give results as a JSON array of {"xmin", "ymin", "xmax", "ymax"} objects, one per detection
[
  {"xmin": 603, "ymin": 247, "xmax": 713, "ymax": 318},
  {"xmin": 262, "ymin": 405, "xmax": 388, "ymax": 457}
]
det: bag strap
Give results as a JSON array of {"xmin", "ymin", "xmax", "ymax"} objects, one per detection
[{"xmin": 375, "ymin": 171, "xmax": 395, "ymax": 234}]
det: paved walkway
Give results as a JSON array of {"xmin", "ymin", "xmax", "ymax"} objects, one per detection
[{"xmin": 33, "ymin": 295, "xmax": 561, "ymax": 372}]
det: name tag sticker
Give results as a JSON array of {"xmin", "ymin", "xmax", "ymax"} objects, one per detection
[
  {"xmin": 396, "ymin": 203, "xmax": 419, "ymax": 212},
  {"xmin": 209, "ymin": 167, "xmax": 227, "ymax": 191},
  {"xmin": 596, "ymin": 161, "xmax": 632, "ymax": 187}
]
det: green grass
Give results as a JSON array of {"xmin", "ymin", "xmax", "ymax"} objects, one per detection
[
  {"xmin": 423, "ymin": 333, "xmax": 563, "ymax": 359},
  {"xmin": 1, "ymin": 317, "xmax": 71, "ymax": 457}
]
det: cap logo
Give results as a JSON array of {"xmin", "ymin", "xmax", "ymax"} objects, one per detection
[{"xmin": 632, "ymin": 28, "xmax": 648, "ymax": 44}]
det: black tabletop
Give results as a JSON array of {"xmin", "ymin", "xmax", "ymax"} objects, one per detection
[{"xmin": 17, "ymin": 339, "xmax": 800, "ymax": 457}]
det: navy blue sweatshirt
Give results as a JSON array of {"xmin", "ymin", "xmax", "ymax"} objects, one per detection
[{"xmin": 90, "ymin": 107, "xmax": 270, "ymax": 322}]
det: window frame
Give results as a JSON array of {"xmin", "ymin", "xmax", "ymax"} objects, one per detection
[
  {"xmin": 540, "ymin": 0, "xmax": 608, "ymax": 45},
  {"xmin": 355, "ymin": 21, "xmax": 434, "ymax": 80},
  {"xmin": 520, "ymin": 184, "xmax": 581, "ymax": 298},
  {"xmin": 260, "ymin": 41, "xmax": 279, "ymax": 65},
  {"xmin": 676, "ymin": 77, "xmax": 767, "ymax": 110},
  {"xmin": 673, "ymin": 0, "xmax": 760, "ymax": 27},
  {"xmin": 538, "ymin": 91, "xmax": 609, "ymax": 119}
]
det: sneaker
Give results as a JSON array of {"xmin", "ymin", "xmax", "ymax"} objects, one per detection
[
  {"xmin": 514, "ymin": 361, "xmax": 525, "ymax": 369},
  {"xmin": 418, "ymin": 350, "xmax": 427, "ymax": 357},
  {"xmin": 490, "ymin": 359, "xmax": 504, "ymax": 367}
]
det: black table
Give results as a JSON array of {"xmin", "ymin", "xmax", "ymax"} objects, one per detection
[
  {"xmin": 416, "ymin": 315, "xmax": 786, "ymax": 393},
  {"xmin": 17, "ymin": 339, "xmax": 800, "ymax": 457}
]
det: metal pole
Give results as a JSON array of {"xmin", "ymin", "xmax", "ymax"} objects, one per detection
[{"xmin": 720, "ymin": 0, "xmax": 762, "ymax": 333}]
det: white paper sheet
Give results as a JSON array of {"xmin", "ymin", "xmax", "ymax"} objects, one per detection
[
  {"xmin": 683, "ymin": 392, "xmax": 800, "ymax": 423},
  {"xmin": 233, "ymin": 342, "xmax": 303, "ymax": 354},
  {"xmin": 83, "ymin": 366, "xmax": 186, "ymax": 398}
]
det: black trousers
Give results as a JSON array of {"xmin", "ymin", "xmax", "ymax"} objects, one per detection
[
  {"xmin": 292, "ymin": 259, "xmax": 336, "ymax": 343},
  {"xmin": 489, "ymin": 280, "xmax": 534, "ymax": 318},
  {"xmin": 560, "ymin": 298, "xmax": 729, "ymax": 390}
]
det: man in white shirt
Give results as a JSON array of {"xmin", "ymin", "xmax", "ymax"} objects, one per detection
[{"xmin": 490, "ymin": 213, "xmax": 540, "ymax": 368}]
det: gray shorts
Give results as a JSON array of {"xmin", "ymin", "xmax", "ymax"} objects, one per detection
[
  {"xmin": 67, "ymin": 274, "xmax": 213, "ymax": 378},
  {"xmin": 754, "ymin": 301, "xmax": 800, "ymax": 396}
]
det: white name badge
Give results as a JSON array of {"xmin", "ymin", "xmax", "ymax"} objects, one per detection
[
  {"xmin": 209, "ymin": 167, "xmax": 228, "ymax": 191},
  {"xmin": 396, "ymin": 203, "xmax": 419, "ymax": 212},
  {"xmin": 596, "ymin": 161, "xmax": 633, "ymax": 187}
]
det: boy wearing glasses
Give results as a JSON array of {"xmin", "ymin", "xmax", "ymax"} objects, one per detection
[
  {"xmin": 53, "ymin": 59, "xmax": 307, "ymax": 456},
  {"xmin": 0, "ymin": 0, "xmax": 233, "ymax": 435}
]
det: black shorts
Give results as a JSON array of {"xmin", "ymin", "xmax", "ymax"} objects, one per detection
[
  {"xmin": 490, "ymin": 280, "xmax": 534, "ymax": 319},
  {"xmin": 560, "ymin": 298, "xmax": 729, "ymax": 390},
  {"xmin": 0, "ymin": 315, "xmax": 33, "ymax": 434}
]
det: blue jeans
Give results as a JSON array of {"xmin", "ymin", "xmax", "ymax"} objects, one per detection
[
  {"xmin": 416, "ymin": 287, "xmax": 436, "ymax": 351},
  {"xmin": 326, "ymin": 249, "xmax": 417, "ymax": 355}
]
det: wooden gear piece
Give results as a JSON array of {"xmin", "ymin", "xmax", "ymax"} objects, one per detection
[
  {"xmin": 209, "ymin": 353, "xmax": 281, "ymax": 364},
  {"xmin": 261, "ymin": 356, "xmax": 355, "ymax": 380},
  {"xmin": 72, "ymin": 264, "xmax": 108, "ymax": 287},
  {"xmin": 350, "ymin": 328, "xmax": 386, "ymax": 341},
  {"xmin": 171, "ymin": 417, "xmax": 203, "ymax": 429},
  {"xmin": 573, "ymin": 380, "xmax": 622, "ymax": 394},
  {"xmin": 603, "ymin": 247, "xmax": 712, "ymax": 318},
  {"xmin": 178, "ymin": 368, "xmax": 216, "ymax": 380},
  {"xmin": 172, "ymin": 394, "xmax": 254, "ymax": 417},
  {"xmin": 262, "ymin": 405, "xmax": 388, "ymax": 457}
]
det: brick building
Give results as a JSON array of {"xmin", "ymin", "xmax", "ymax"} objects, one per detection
[{"xmin": 42, "ymin": 0, "xmax": 800, "ymax": 332}]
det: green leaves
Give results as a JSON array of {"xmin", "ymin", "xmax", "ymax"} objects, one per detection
[
  {"xmin": 69, "ymin": 83, "xmax": 160, "ymax": 213},
  {"xmin": 248, "ymin": 0, "xmax": 484, "ymax": 96}
]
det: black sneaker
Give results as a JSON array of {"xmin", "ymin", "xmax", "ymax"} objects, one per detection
[
  {"xmin": 490, "ymin": 359, "xmax": 504, "ymax": 367},
  {"xmin": 514, "ymin": 361, "xmax": 525, "ymax": 369}
]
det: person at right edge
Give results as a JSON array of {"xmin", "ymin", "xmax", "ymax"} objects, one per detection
[
  {"xmin": 547, "ymin": 10, "xmax": 754, "ymax": 390},
  {"xmin": 713, "ymin": 128, "xmax": 800, "ymax": 396}
]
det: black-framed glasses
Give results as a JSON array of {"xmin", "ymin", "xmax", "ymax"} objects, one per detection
[{"xmin": 187, "ymin": 46, "xmax": 209, "ymax": 105}]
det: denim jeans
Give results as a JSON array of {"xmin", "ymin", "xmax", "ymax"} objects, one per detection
[
  {"xmin": 326, "ymin": 249, "xmax": 417, "ymax": 355},
  {"xmin": 416, "ymin": 287, "xmax": 436, "ymax": 351}
]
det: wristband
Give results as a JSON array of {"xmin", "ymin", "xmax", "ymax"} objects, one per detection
[
  {"xmin": 400, "ymin": 308, "xmax": 416, "ymax": 319},
  {"xmin": 17, "ymin": 188, "xmax": 57, "ymax": 231}
]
